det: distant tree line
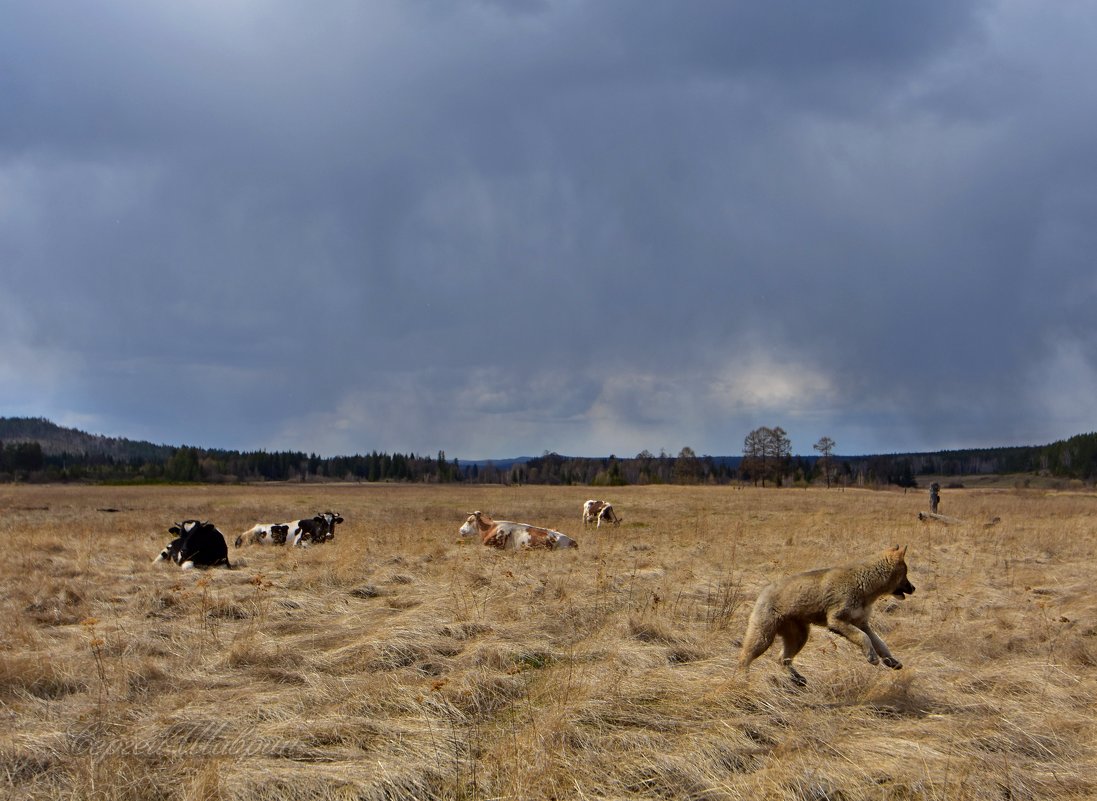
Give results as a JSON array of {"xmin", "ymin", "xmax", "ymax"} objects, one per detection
[
  {"xmin": 1, "ymin": 417, "xmax": 1095, "ymax": 486},
  {"xmin": 1036, "ymin": 432, "xmax": 1097, "ymax": 480}
]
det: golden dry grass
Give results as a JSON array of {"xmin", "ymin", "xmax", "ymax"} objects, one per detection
[{"xmin": 1, "ymin": 482, "xmax": 1095, "ymax": 800}]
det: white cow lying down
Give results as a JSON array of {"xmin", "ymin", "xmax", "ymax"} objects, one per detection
[
  {"xmin": 234, "ymin": 511, "xmax": 344, "ymax": 548},
  {"xmin": 459, "ymin": 511, "xmax": 578, "ymax": 550}
]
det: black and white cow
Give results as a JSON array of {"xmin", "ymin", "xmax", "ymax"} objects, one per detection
[
  {"xmin": 233, "ymin": 522, "xmax": 293, "ymax": 548},
  {"xmin": 155, "ymin": 520, "xmax": 231, "ymax": 569},
  {"xmin": 234, "ymin": 511, "xmax": 344, "ymax": 548},
  {"xmin": 294, "ymin": 511, "xmax": 344, "ymax": 546}
]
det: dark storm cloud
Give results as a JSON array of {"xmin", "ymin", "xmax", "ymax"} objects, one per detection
[{"xmin": 2, "ymin": 1, "xmax": 1095, "ymax": 457}]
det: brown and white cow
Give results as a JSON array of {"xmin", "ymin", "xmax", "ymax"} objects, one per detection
[
  {"xmin": 582, "ymin": 499, "xmax": 621, "ymax": 527},
  {"xmin": 459, "ymin": 511, "xmax": 578, "ymax": 550}
]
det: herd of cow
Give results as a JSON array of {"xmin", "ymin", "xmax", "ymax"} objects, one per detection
[
  {"xmin": 154, "ymin": 511, "xmax": 346, "ymax": 569},
  {"xmin": 152, "ymin": 499, "xmax": 918, "ymax": 684},
  {"xmin": 153, "ymin": 500, "xmax": 621, "ymax": 569}
]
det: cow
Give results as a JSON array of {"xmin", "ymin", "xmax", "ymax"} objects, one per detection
[
  {"xmin": 582, "ymin": 499, "xmax": 621, "ymax": 527},
  {"xmin": 459, "ymin": 511, "xmax": 578, "ymax": 550},
  {"xmin": 155, "ymin": 520, "xmax": 231, "ymax": 569},
  {"xmin": 295, "ymin": 510, "xmax": 344, "ymax": 546},
  {"xmin": 234, "ymin": 511, "xmax": 344, "ymax": 548},
  {"xmin": 234, "ymin": 523, "xmax": 293, "ymax": 548}
]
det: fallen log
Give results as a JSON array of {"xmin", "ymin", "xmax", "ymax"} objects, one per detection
[
  {"xmin": 918, "ymin": 511, "xmax": 966, "ymax": 525},
  {"xmin": 917, "ymin": 512, "xmax": 1003, "ymax": 527}
]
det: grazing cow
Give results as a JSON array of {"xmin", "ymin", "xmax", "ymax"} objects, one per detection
[
  {"xmin": 234, "ymin": 511, "xmax": 344, "ymax": 548},
  {"xmin": 155, "ymin": 520, "xmax": 231, "ymax": 569},
  {"xmin": 459, "ymin": 511, "xmax": 578, "ymax": 550},
  {"xmin": 582, "ymin": 499, "xmax": 621, "ymax": 527}
]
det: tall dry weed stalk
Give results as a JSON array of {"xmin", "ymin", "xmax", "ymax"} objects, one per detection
[{"xmin": 81, "ymin": 617, "xmax": 109, "ymax": 719}]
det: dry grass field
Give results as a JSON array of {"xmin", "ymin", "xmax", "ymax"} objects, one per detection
[{"xmin": 1, "ymin": 482, "xmax": 1095, "ymax": 800}]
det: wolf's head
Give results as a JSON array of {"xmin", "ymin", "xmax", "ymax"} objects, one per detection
[{"xmin": 886, "ymin": 544, "xmax": 916, "ymax": 599}]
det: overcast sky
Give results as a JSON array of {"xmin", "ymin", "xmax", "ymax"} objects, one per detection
[{"xmin": 3, "ymin": 1, "xmax": 1096, "ymax": 459}]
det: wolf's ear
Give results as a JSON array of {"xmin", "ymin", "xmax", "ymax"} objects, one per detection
[{"xmin": 891, "ymin": 544, "xmax": 907, "ymax": 559}]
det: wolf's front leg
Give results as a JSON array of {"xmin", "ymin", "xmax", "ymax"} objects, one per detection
[
  {"xmin": 860, "ymin": 624, "xmax": 902, "ymax": 669},
  {"xmin": 826, "ymin": 618, "xmax": 880, "ymax": 664}
]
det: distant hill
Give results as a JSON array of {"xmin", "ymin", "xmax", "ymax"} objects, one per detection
[
  {"xmin": 465, "ymin": 456, "xmax": 749, "ymax": 469},
  {"xmin": 0, "ymin": 417, "xmax": 174, "ymax": 462},
  {"xmin": 460, "ymin": 456, "xmax": 534, "ymax": 470}
]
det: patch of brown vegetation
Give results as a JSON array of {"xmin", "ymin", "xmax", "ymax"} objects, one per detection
[{"xmin": 0, "ymin": 482, "xmax": 1095, "ymax": 799}]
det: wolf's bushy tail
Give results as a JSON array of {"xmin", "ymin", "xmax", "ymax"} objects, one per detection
[{"xmin": 738, "ymin": 584, "xmax": 779, "ymax": 670}]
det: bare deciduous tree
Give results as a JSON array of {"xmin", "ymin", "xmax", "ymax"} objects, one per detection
[
  {"xmin": 743, "ymin": 428, "xmax": 766, "ymax": 486},
  {"xmin": 814, "ymin": 436, "xmax": 836, "ymax": 488},
  {"xmin": 763, "ymin": 427, "xmax": 792, "ymax": 486},
  {"xmin": 674, "ymin": 446, "xmax": 701, "ymax": 484},
  {"xmin": 743, "ymin": 426, "xmax": 791, "ymax": 486}
]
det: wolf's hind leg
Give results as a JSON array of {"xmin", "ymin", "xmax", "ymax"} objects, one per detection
[{"xmin": 779, "ymin": 621, "xmax": 810, "ymax": 686}]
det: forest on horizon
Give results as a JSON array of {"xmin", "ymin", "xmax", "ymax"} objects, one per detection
[{"xmin": 1, "ymin": 416, "xmax": 1095, "ymax": 487}]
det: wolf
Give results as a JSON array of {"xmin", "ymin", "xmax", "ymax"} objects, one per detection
[{"xmin": 738, "ymin": 545, "xmax": 915, "ymax": 686}]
